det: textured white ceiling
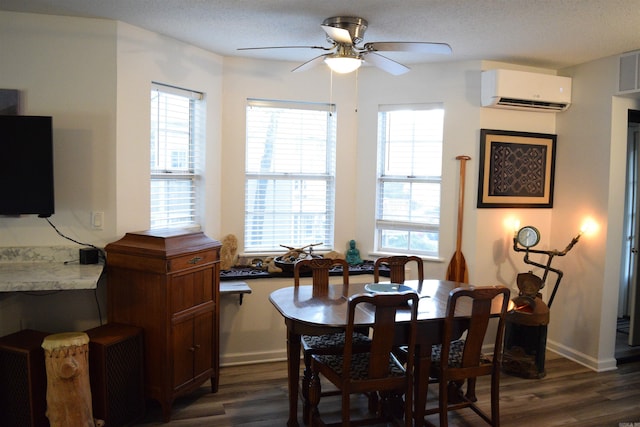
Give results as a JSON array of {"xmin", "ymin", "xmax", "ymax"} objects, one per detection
[{"xmin": 2, "ymin": 0, "xmax": 639, "ymax": 70}]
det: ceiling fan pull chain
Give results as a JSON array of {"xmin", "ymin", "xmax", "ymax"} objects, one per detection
[
  {"xmin": 355, "ymin": 68, "xmax": 359, "ymax": 113},
  {"xmin": 329, "ymin": 70, "xmax": 334, "ymax": 116}
]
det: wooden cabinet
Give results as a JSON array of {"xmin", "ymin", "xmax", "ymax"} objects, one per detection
[{"xmin": 105, "ymin": 229, "xmax": 221, "ymax": 422}]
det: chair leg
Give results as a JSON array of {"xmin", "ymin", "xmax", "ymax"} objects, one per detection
[
  {"xmin": 367, "ymin": 391, "xmax": 379, "ymax": 413},
  {"xmin": 301, "ymin": 351, "xmax": 312, "ymax": 424},
  {"xmin": 341, "ymin": 388, "xmax": 351, "ymax": 426},
  {"xmin": 382, "ymin": 390, "xmax": 406, "ymax": 421},
  {"xmin": 439, "ymin": 378, "xmax": 449, "ymax": 427},
  {"xmin": 403, "ymin": 389, "xmax": 412, "ymax": 427},
  {"xmin": 447, "ymin": 381, "xmax": 465, "ymax": 403},
  {"xmin": 465, "ymin": 377, "xmax": 478, "ymax": 402},
  {"xmin": 491, "ymin": 371, "xmax": 501, "ymax": 427},
  {"xmin": 308, "ymin": 370, "xmax": 321, "ymax": 427}
]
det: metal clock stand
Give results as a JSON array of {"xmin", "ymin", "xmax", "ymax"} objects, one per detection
[{"xmin": 503, "ymin": 226, "xmax": 582, "ymax": 379}]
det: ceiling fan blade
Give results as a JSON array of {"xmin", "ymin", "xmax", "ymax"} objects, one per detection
[
  {"xmin": 363, "ymin": 52, "xmax": 410, "ymax": 75},
  {"xmin": 363, "ymin": 41, "xmax": 452, "ymax": 55},
  {"xmin": 238, "ymin": 45, "xmax": 333, "ymax": 51},
  {"xmin": 292, "ymin": 54, "xmax": 330, "ymax": 73},
  {"xmin": 321, "ymin": 25, "xmax": 353, "ymax": 44}
]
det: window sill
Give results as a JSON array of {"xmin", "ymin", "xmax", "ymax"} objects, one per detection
[
  {"xmin": 367, "ymin": 252, "xmax": 444, "ymax": 263},
  {"xmin": 220, "ymin": 259, "xmax": 388, "ymax": 281}
]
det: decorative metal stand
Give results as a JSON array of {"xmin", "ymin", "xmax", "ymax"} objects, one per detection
[
  {"xmin": 504, "ymin": 226, "xmax": 582, "ymax": 378},
  {"xmin": 512, "ymin": 229, "xmax": 582, "ymax": 308}
]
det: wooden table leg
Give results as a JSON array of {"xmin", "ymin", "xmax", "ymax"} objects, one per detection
[
  {"xmin": 413, "ymin": 341, "xmax": 433, "ymax": 427},
  {"xmin": 286, "ymin": 321, "xmax": 301, "ymax": 427}
]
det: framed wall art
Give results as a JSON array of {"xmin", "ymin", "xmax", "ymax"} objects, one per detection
[{"xmin": 477, "ymin": 129, "xmax": 557, "ymax": 208}]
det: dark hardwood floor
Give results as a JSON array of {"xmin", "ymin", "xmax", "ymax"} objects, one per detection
[
  {"xmin": 134, "ymin": 351, "xmax": 640, "ymax": 427},
  {"xmin": 616, "ymin": 316, "xmax": 640, "ymax": 363}
]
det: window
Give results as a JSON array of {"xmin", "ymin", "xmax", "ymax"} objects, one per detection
[
  {"xmin": 244, "ymin": 99, "xmax": 337, "ymax": 253},
  {"xmin": 150, "ymin": 83, "xmax": 205, "ymax": 229},
  {"xmin": 375, "ymin": 104, "xmax": 444, "ymax": 256}
]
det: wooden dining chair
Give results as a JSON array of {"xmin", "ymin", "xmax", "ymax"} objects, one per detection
[
  {"xmin": 294, "ymin": 258, "xmax": 372, "ymax": 422},
  {"xmin": 424, "ymin": 285, "xmax": 511, "ymax": 427},
  {"xmin": 294, "ymin": 257, "xmax": 349, "ymax": 297},
  {"xmin": 373, "ymin": 255, "xmax": 424, "ymax": 284},
  {"xmin": 308, "ymin": 291, "xmax": 419, "ymax": 427}
]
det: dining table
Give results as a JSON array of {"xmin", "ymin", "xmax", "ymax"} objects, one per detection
[{"xmin": 269, "ymin": 279, "xmax": 481, "ymax": 427}]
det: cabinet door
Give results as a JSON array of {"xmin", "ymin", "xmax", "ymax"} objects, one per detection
[
  {"xmin": 193, "ymin": 310, "xmax": 213, "ymax": 379},
  {"xmin": 172, "ymin": 310, "xmax": 213, "ymax": 391},
  {"xmin": 172, "ymin": 317, "xmax": 195, "ymax": 390}
]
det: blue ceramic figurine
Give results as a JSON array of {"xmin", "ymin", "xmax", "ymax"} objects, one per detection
[{"xmin": 345, "ymin": 239, "xmax": 363, "ymax": 265}]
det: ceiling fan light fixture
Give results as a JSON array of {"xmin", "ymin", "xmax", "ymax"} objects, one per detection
[
  {"xmin": 241, "ymin": 16, "xmax": 451, "ymax": 75},
  {"xmin": 324, "ymin": 56, "xmax": 362, "ymax": 74}
]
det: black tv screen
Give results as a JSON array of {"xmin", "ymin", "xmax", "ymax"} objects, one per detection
[{"xmin": 0, "ymin": 115, "xmax": 55, "ymax": 217}]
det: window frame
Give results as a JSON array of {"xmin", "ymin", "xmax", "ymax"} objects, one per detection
[
  {"xmin": 150, "ymin": 82, "xmax": 205, "ymax": 229},
  {"xmin": 374, "ymin": 103, "xmax": 444, "ymax": 257},
  {"xmin": 244, "ymin": 98, "xmax": 337, "ymax": 254}
]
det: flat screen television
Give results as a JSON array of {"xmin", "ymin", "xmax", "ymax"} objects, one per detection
[{"xmin": 0, "ymin": 115, "xmax": 55, "ymax": 217}]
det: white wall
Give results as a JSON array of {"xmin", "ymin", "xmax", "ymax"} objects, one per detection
[
  {"xmin": 0, "ymin": 12, "xmax": 117, "ymax": 334},
  {"xmin": 549, "ymin": 56, "xmax": 640, "ymax": 371},
  {"xmin": 115, "ymin": 22, "xmax": 223, "ymax": 236},
  {"xmin": 549, "ymin": 57, "xmax": 616, "ymax": 370},
  {"xmin": 221, "ymin": 57, "xmax": 361, "ymax": 256},
  {"xmin": 218, "ymin": 57, "xmax": 564, "ymax": 364},
  {"xmin": 221, "ymin": 57, "xmax": 555, "ymax": 281},
  {"xmin": 0, "ymin": 12, "xmax": 117, "ymax": 246},
  {"xmin": 3, "ymin": 11, "xmax": 639, "ymax": 370},
  {"xmin": 219, "ymin": 274, "xmax": 377, "ymax": 365},
  {"xmin": 476, "ymin": 62, "xmax": 558, "ymax": 287},
  {"xmin": 355, "ymin": 60, "xmax": 481, "ymax": 278},
  {"xmin": 0, "ymin": 12, "xmax": 223, "ymax": 335}
]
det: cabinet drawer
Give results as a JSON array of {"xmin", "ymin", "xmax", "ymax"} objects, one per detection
[{"xmin": 168, "ymin": 250, "xmax": 218, "ymax": 272}]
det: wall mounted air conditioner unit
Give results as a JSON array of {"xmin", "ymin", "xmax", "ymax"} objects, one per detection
[{"xmin": 481, "ymin": 69, "xmax": 572, "ymax": 112}]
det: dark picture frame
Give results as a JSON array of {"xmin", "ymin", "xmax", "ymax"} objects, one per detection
[{"xmin": 477, "ymin": 129, "xmax": 557, "ymax": 208}]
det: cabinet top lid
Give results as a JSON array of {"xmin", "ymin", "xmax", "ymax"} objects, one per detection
[
  {"xmin": 105, "ymin": 228, "xmax": 221, "ymax": 257},
  {"xmin": 131, "ymin": 227, "xmax": 202, "ymax": 239}
]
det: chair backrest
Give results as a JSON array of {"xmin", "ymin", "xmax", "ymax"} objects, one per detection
[
  {"xmin": 294, "ymin": 258, "xmax": 350, "ymax": 297},
  {"xmin": 344, "ymin": 291, "xmax": 419, "ymax": 382},
  {"xmin": 373, "ymin": 255, "xmax": 424, "ymax": 284},
  {"xmin": 440, "ymin": 286, "xmax": 511, "ymax": 373}
]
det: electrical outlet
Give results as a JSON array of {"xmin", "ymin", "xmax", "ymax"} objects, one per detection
[{"xmin": 91, "ymin": 211, "xmax": 104, "ymax": 230}]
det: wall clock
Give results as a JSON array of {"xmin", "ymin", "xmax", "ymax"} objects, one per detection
[{"xmin": 516, "ymin": 226, "xmax": 540, "ymax": 248}]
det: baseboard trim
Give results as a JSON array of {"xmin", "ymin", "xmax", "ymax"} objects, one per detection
[
  {"xmin": 546, "ymin": 339, "xmax": 617, "ymax": 372},
  {"xmin": 221, "ymin": 340, "xmax": 620, "ymax": 372},
  {"xmin": 220, "ymin": 350, "xmax": 288, "ymax": 367}
]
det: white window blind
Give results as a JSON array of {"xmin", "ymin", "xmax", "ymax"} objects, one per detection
[
  {"xmin": 150, "ymin": 83, "xmax": 204, "ymax": 229},
  {"xmin": 375, "ymin": 104, "xmax": 444, "ymax": 256},
  {"xmin": 245, "ymin": 99, "xmax": 337, "ymax": 252}
]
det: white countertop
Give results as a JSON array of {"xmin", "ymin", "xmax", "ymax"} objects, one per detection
[{"xmin": 0, "ymin": 246, "xmax": 104, "ymax": 292}]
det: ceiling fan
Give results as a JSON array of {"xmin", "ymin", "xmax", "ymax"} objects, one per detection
[{"xmin": 238, "ymin": 16, "xmax": 452, "ymax": 75}]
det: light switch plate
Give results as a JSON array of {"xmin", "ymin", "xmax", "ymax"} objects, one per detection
[{"xmin": 91, "ymin": 211, "xmax": 104, "ymax": 230}]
